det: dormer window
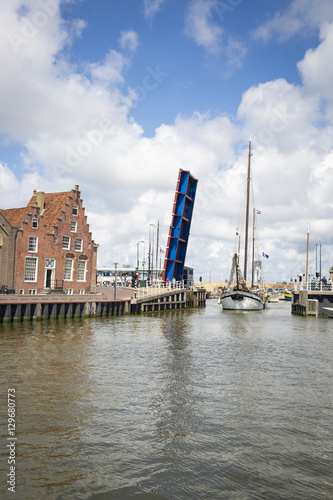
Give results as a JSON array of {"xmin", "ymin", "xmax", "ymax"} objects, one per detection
[
  {"xmin": 32, "ymin": 218, "xmax": 38, "ymax": 229},
  {"xmin": 72, "ymin": 205, "xmax": 78, "ymax": 216}
]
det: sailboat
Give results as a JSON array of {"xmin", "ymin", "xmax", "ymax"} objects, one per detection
[{"xmin": 220, "ymin": 141, "xmax": 266, "ymax": 311}]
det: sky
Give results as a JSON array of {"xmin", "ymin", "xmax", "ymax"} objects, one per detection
[{"xmin": 1, "ymin": 0, "xmax": 333, "ymax": 283}]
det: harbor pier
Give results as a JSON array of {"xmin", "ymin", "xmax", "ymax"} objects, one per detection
[
  {"xmin": 291, "ymin": 285, "xmax": 333, "ymax": 316},
  {"xmin": 131, "ymin": 285, "xmax": 206, "ymax": 314},
  {"xmin": 0, "ymin": 285, "xmax": 206, "ymax": 322}
]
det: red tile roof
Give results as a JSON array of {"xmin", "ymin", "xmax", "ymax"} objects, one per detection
[
  {"xmin": 28, "ymin": 191, "xmax": 72, "ymax": 231},
  {"xmin": 1, "ymin": 190, "xmax": 74, "ymax": 231},
  {"xmin": 1, "ymin": 207, "xmax": 28, "ymax": 227}
]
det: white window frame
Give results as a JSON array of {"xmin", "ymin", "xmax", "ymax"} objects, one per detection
[
  {"xmin": 63, "ymin": 258, "xmax": 73, "ymax": 281},
  {"xmin": 19, "ymin": 289, "xmax": 24, "ymax": 295},
  {"xmin": 62, "ymin": 235, "xmax": 71, "ymax": 250},
  {"xmin": 72, "ymin": 205, "xmax": 78, "ymax": 216},
  {"xmin": 24, "ymin": 257, "xmax": 38, "ymax": 282},
  {"xmin": 32, "ymin": 218, "xmax": 38, "ymax": 229},
  {"xmin": 28, "ymin": 289, "xmax": 37, "ymax": 295},
  {"xmin": 75, "ymin": 238, "xmax": 83, "ymax": 251},
  {"xmin": 78, "ymin": 289, "xmax": 85, "ymax": 295},
  {"xmin": 28, "ymin": 236, "xmax": 38, "ymax": 252},
  {"xmin": 77, "ymin": 260, "xmax": 86, "ymax": 281},
  {"xmin": 66, "ymin": 288, "xmax": 73, "ymax": 295},
  {"xmin": 70, "ymin": 220, "xmax": 77, "ymax": 232}
]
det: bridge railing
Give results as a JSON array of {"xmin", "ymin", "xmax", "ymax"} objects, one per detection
[
  {"xmin": 293, "ymin": 282, "xmax": 332, "ymax": 292},
  {"xmin": 136, "ymin": 281, "xmax": 185, "ymax": 299}
]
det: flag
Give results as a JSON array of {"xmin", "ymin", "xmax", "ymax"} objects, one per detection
[
  {"xmin": 262, "ymin": 252, "xmax": 269, "ymax": 259},
  {"xmin": 256, "ymin": 209, "xmax": 261, "ymax": 214}
]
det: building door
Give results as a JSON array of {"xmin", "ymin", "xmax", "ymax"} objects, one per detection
[
  {"xmin": 44, "ymin": 259, "xmax": 56, "ymax": 289},
  {"xmin": 45, "ymin": 269, "xmax": 52, "ymax": 288}
]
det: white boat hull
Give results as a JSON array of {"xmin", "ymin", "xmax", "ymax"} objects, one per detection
[{"xmin": 221, "ymin": 290, "xmax": 265, "ymax": 310}]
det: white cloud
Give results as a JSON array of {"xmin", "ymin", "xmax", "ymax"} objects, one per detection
[
  {"xmin": 253, "ymin": 0, "xmax": 333, "ymax": 42},
  {"xmin": 185, "ymin": 0, "xmax": 223, "ymax": 54},
  {"xmin": 88, "ymin": 50, "xmax": 127, "ymax": 84},
  {"xmin": 297, "ymin": 22, "xmax": 333, "ymax": 117},
  {"xmin": 119, "ymin": 30, "xmax": 139, "ymax": 53},
  {"xmin": 184, "ymin": 0, "xmax": 247, "ymax": 74},
  {"xmin": 143, "ymin": 0, "xmax": 166, "ymax": 20}
]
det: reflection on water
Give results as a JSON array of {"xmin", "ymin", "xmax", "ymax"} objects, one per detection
[{"xmin": 0, "ymin": 303, "xmax": 333, "ymax": 499}]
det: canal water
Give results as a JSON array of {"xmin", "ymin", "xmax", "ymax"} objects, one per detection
[{"xmin": 0, "ymin": 301, "xmax": 332, "ymax": 499}]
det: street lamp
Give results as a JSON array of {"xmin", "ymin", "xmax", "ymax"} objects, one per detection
[
  {"xmin": 137, "ymin": 240, "xmax": 144, "ymax": 271},
  {"xmin": 114, "ymin": 262, "xmax": 118, "ymax": 300},
  {"xmin": 142, "ymin": 260, "xmax": 145, "ymax": 283}
]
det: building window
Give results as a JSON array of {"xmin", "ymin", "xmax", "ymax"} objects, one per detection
[
  {"xmin": 78, "ymin": 289, "xmax": 85, "ymax": 294},
  {"xmin": 28, "ymin": 236, "xmax": 38, "ymax": 252},
  {"xmin": 62, "ymin": 235, "xmax": 70, "ymax": 250},
  {"xmin": 63, "ymin": 258, "xmax": 73, "ymax": 280},
  {"xmin": 70, "ymin": 220, "xmax": 77, "ymax": 232},
  {"xmin": 28, "ymin": 289, "xmax": 37, "ymax": 295},
  {"xmin": 24, "ymin": 257, "xmax": 38, "ymax": 282},
  {"xmin": 72, "ymin": 205, "xmax": 78, "ymax": 216},
  {"xmin": 77, "ymin": 260, "xmax": 86, "ymax": 281},
  {"xmin": 75, "ymin": 238, "xmax": 83, "ymax": 251},
  {"xmin": 54, "ymin": 237, "xmax": 58, "ymax": 244},
  {"xmin": 66, "ymin": 288, "xmax": 73, "ymax": 295},
  {"xmin": 32, "ymin": 218, "xmax": 38, "ymax": 229},
  {"xmin": 19, "ymin": 289, "xmax": 24, "ymax": 295}
]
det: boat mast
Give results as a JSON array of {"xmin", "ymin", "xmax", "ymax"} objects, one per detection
[
  {"xmin": 251, "ymin": 207, "xmax": 255, "ymax": 288},
  {"xmin": 244, "ymin": 140, "xmax": 251, "ymax": 281}
]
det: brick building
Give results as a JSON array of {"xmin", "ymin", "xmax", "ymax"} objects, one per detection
[{"xmin": 0, "ymin": 185, "xmax": 98, "ymax": 295}]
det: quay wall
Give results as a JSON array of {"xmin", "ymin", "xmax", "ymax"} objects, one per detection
[
  {"xmin": 0, "ymin": 287, "xmax": 206, "ymax": 323},
  {"xmin": 0, "ymin": 298, "xmax": 130, "ymax": 322},
  {"xmin": 292, "ymin": 290, "xmax": 333, "ymax": 316}
]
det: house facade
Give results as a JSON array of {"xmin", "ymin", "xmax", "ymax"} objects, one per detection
[{"xmin": 0, "ymin": 185, "xmax": 98, "ymax": 295}]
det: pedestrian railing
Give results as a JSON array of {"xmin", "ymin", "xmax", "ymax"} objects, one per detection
[
  {"xmin": 293, "ymin": 282, "xmax": 332, "ymax": 292},
  {"xmin": 135, "ymin": 281, "xmax": 185, "ymax": 299}
]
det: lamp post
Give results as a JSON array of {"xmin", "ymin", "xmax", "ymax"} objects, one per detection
[
  {"xmin": 114, "ymin": 262, "xmax": 118, "ymax": 300},
  {"xmin": 142, "ymin": 260, "xmax": 145, "ymax": 284},
  {"xmin": 137, "ymin": 240, "xmax": 144, "ymax": 272},
  {"xmin": 319, "ymin": 240, "xmax": 322, "ymax": 281}
]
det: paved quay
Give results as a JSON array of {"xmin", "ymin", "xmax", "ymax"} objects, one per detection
[
  {"xmin": 0, "ymin": 286, "xmax": 135, "ymax": 303},
  {"xmin": 0, "ymin": 285, "xmax": 206, "ymax": 321}
]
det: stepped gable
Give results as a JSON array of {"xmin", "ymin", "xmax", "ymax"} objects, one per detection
[
  {"xmin": 27, "ymin": 191, "xmax": 72, "ymax": 232},
  {"xmin": 1, "ymin": 191, "xmax": 72, "ymax": 233}
]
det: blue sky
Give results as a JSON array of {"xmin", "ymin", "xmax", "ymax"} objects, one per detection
[
  {"xmin": 60, "ymin": 0, "xmax": 316, "ymax": 136},
  {"xmin": 1, "ymin": 0, "xmax": 333, "ymax": 282}
]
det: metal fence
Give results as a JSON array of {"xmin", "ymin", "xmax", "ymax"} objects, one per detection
[
  {"xmin": 135, "ymin": 281, "xmax": 185, "ymax": 298},
  {"xmin": 293, "ymin": 282, "xmax": 332, "ymax": 292}
]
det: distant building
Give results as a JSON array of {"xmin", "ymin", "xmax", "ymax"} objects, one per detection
[
  {"xmin": 0, "ymin": 185, "xmax": 98, "ymax": 295},
  {"xmin": 183, "ymin": 266, "xmax": 194, "ymax": 286}
]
